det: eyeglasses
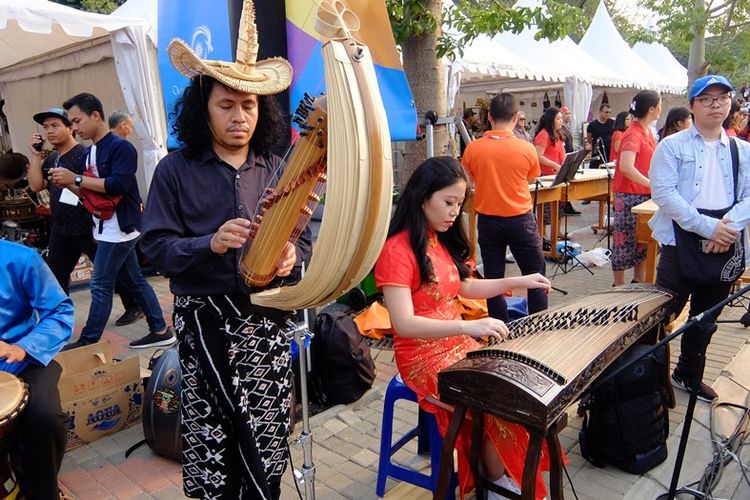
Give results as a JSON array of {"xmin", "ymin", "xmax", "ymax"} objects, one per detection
[
  {"xmin": 518, "ymin": 118, "xmax": 526, "ymax": 122},
  {"xmin": 694, "ymin": 95, "xmax": 732, "ymax": 107}
]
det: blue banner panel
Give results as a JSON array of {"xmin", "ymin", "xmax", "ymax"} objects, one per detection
[{"xmin": 157, "ymin": 0, "xmax": 235, "ymax": 149}]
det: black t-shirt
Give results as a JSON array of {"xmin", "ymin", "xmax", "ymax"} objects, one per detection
[
  {"xmin": 41, "ymin": 144, "xmax": 92, "ymax": 236},
  {"xmin": 587, "ymin": 119, "xmax": 615, "ymax": 161}
]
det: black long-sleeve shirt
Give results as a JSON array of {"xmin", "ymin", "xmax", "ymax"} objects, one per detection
[{"xmin": 140, "ymin": 147, "xmax": 312, "ymax": 298}]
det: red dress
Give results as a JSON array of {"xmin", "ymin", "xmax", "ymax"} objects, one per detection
[{"xmin": 375, "ymin": 230, "xmax": 554, "ymax": 498}]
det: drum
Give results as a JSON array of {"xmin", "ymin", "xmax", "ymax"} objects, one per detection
[
  {"xmin": 0, "ymin": 372, "xmax": 28, "ymax": 500},
  {"xmin": 0, "ymin": 198, "xmax": 35, "ymax": 221}
]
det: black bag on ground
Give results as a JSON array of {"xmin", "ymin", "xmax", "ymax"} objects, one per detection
[
  {"xmin": 578, "ymin": 343, "xmax": 669, "ymax": 474},
  {"xmin": 309, "ymin": 303, "xmax": 376, "ymax": 406},
  {"xmin": 142, "ymin": 347, "xmax": 182, "ymax": 462}
]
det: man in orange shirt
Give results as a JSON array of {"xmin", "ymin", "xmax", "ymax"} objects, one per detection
[{"xmin": 462, "ymin": 93, "xmax": 548, "ymax": 321}]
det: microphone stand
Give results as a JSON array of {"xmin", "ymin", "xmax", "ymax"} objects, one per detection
[
  {"xmin": 580, "ymin": 284, "xmax": 750, "ymax": 500},
  {"xmin": 595, "ymin": 158, "xmax": 613, "ymax": 250},
  {"xmin": 533, "ymin": 178, "xmax": 568, "ymax": 294}
]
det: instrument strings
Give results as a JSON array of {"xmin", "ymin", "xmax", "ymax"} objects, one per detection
[
  {"xmin": 483, "ymin": 291, "xmax": 664, "ymax": 377},
  {"xmin": 240, "ymin": 105, "xmax": 328, "ymax": 286}
]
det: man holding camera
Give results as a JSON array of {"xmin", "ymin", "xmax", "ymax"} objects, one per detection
[{"xmin": 27, "ymin": 108, "xmax": 90, "ymax": 292}]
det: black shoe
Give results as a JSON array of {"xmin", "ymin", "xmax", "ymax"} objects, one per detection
[
  {"xmin": 581, "ymin": 200, "xmax": 592, "ymax": 205},
  {"xmin": 563, "ymin": 202, "xmax": 582, "ymax": 215},
  {"xmin": 115, "ymin": 307, "xmax": 145, "ymax": 327},
  {"xmin": 671, "ymin": 371, "xmax": 718, "ymax": 402},
  {"xmin": 129, "ymin": 326, "xmax": 177, "ymax": 349},
  {"xmin": 61, "ymin": 340, "xmax": 93, "ymax": 352}
]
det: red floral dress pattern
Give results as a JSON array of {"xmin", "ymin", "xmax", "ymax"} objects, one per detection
[{"xmin": 375, "ymin": 230, "xmax": 554, "ymax": 498}]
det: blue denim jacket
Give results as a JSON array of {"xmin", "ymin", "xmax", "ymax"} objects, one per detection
[{"xmin": 649, "ymin": 125, "xmax": 750, "ymax": 245}]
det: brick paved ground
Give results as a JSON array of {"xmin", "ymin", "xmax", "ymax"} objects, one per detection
[{"xmin": 56, "ymin": 201, "xmax": 750, "ymax": 499}]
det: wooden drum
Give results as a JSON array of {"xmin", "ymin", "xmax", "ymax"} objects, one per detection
[
  {"xmin": 0, "ymin": 198, "xmax": 35, "ymax": 221},
  {"xmin": 0, "ymin": 371, "xmax": 28, "ymax": 500}
]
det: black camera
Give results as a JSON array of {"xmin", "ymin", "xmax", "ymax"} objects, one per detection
[{"xmin": 32, "ymin": 134, "xmax": 43, "ymax": 152}]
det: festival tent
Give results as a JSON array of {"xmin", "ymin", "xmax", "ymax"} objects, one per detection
[
  {"xmin": 450, "ymin": 0, "xmax": 643, "ymax": 142},
  {"xmin": 0, "ymin": 0, "xmax": 167, "ymax": 191},
  {"xmin": 633, "ymin": 41, "xmax": 689, "ymax": 90},
  {"xmin": 579, "ymin": 1, "xmax": 686, "ymax": 118}
]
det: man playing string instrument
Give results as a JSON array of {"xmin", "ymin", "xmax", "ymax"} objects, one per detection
[{"xmin": 139, "ymin": 2, "xmax": 311, "ymax": 498}]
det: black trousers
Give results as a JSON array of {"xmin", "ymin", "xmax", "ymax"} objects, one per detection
[
  {"xmin": 656, "ymin": 245, "xmax": 734, "ymax": 380},
  {"xmin": 45, "ymin": 229, "xmax": 139, "ymax": 310},
  {"xmin": 11, "ymin": 361, "xmax": 67, "ymax": 500},
  {"xmin": 478, "ymin": 211, "xmax": 548, "ymax": 322}
]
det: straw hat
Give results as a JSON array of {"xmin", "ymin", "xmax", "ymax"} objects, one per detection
[{"xmin": 167, "ymin": 0, "xmax": 292, "ymax": 95}]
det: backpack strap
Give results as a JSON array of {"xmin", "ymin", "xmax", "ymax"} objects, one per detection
[{"xmin": 730, "ymin": 137, "xmax": 739, "ymax": 204}]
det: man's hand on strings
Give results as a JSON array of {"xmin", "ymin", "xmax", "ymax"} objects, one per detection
[
  {"xmin": 210, "ymin": 218, "xmax": 251, "ymax": 254},
  {"xmin": 275, "ymin": 242, "xmax": 296, "ymax": 277}
]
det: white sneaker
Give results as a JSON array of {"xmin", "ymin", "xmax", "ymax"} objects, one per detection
[{"xmin": 487, "ymin": 475, "xmax": 521, "ymax": 499}]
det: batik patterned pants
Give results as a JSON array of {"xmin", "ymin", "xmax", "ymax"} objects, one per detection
[{"xmin": 174, "ymin": 295, "xmax": 293, "ymax": 499}]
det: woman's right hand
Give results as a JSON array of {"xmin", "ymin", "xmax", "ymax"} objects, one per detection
[{"xmin": 463, "ymin": 317, "xmax": 509, "ymax": 341}]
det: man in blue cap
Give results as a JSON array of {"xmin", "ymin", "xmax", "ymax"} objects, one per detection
[
  {"xmin": 650, "ymin": 75, "xmax": 750, "ymax": 402},
  {"xmin": 27, "ymin": 107, "xmax": 90, "ymax": 292}
]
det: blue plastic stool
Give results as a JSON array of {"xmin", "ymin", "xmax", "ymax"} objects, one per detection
[{"xmin": 376, "ymin": 374, "xmax": 458, "ymax": 498}]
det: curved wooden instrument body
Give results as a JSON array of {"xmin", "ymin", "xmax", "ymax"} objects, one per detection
[
  {"xmin": 239, "ymin": 106, "xmax": 328, "ymax": 287},
  {"xmin": 438, "ymin": 285, "xmax": 676, "ymax": 430},
  {"xmin": 250, "ymin": 37, "xmax": 392, "ymax": 310}
]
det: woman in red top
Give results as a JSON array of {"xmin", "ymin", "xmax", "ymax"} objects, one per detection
[
  {"xmin": 533, "ymin": 107, "xmax": 565, "ymax": 176},
  {"xmin": 375, "ymin": 156, "xmax": 553, "ymax": 499},
  {"xmin": 723, "ymin": 99, "xmax": 743, "ymax": 137},
  {"xmin": 611, "ymin": 90, "xmax": 661, "ymax": 286},
  {"xmin": 609, "ymin": 111, "xmax": 632, "ymax": 166}
]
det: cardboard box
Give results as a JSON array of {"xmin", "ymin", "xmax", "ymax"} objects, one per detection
[{"xmin": 54, "ymin": 341, "xmax": 143, "ymax": 451}]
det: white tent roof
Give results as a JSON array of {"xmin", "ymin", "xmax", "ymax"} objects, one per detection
[
  {"xmin": 490, "ymin": 0, "xmax": 633, "ymax": 88},
  {"xmin": 0, "ymin": 0, "xmax": 147, "ymax": 69},
  {"xmin": 456, "ymin": 34, "xmax": 565, "ymax": 83},
  {"xmin": 579, "ymin": 1, "xmax": 684, "ymax": 94},
  {"xmin": 113, "ymin": 0, "xmax": 157, "ymax": 43},
  {"xmin": 633, "ymin": 41, "xmax": 688, "ymax": 92}
]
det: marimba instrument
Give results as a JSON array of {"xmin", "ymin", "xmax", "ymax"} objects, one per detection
[
  {"xmin": 0, "ymin": 372, "xmax": 28, "ymax": 500},
  {"xmin": 435, "ymin": 285, "xmax": 676, "ymax": 500}
]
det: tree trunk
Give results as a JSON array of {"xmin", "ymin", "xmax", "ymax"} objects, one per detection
[
  {"xmin": 400, "ymin": 0, "xmax": 449, "ymax": 186},
  {"xmin": 687, "ymin": 0, "xmax": 706, "ymax": 88}
]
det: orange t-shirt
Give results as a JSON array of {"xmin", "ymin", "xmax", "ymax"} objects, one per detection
[
  {"xmin": 613, "ymin": 121, "xmax": 654, "ymax": 195},
  {"xmin": 533, "ymin": 129, "xmax": 565, "ymax": 176},
  {"xmin": 462, "ymin": 129, "xmax": 541, "ymax": 217}
]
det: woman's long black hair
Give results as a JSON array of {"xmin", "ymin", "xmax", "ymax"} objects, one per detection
[
  {"xmin": 171, "ymin": 75, "xmax": 285, "ymax": 158},
  {"xmin": 534, "ymin": 106, "xmax": 561, "ymax": 143},
  {"xmin": 659, "ymin": 106, "xmax": 691, "ymax": 140},
  {"xmin": 388, "ymin": 156, "xmax": 471, "ymax": 286},
  {"xmin": 613, "ymin": 111, "xmax": 631, "ymax": 132}
]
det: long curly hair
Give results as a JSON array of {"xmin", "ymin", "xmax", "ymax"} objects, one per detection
[
  {"xmin": 171, "ymin": 75, "xmax": 285, "ymax": 157},
  {"xmin": 388, "ymin": 156, "xmax": 471, "ymax": 286}
]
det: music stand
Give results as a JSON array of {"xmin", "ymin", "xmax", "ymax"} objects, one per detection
[{"xmin": 549, "ymin": 149, "xmax": 592, "ymax": 277}]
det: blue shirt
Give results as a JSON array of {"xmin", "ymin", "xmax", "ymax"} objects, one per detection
[
  {"xmin": 649, "ymin": 125, "xmax": 750, "ymax": 246},
  {"xmin": 0, "ymin": 241, "xmax": 73, "ymax": 374}
]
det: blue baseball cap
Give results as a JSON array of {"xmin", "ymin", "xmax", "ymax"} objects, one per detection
[
  {"xmin": 689, "ymin": 75, "xmax": 734, "ymax": 101},
  {"xmin": 33, "ymin": 107, "xmax": 71, "ymax": 126}
]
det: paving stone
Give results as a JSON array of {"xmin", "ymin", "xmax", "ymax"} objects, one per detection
[
  {"xmin": 351, "ymin": 448, "xmax": 379, "ymax": 468},
  {"xmin": 339, "ymin": 409, "xmax": 362, "ymax": 426},
  {"xmin": 323, "ymin": 418, "xmax": 348, "ymax": 434}
]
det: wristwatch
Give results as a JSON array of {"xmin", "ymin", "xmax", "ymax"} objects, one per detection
[{"xmin": 74, "ymin": 175, "xmax": 83, "ymax": 187}]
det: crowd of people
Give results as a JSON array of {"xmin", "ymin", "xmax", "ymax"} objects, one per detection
[{"xmin": 0, "ymin": 2, "xmax": 748, "ymax": 496}]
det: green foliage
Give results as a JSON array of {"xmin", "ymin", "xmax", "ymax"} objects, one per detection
[
  {"xmin": 386, "ymin": 0, "xmax": 584, "ymax": 59},
  {"xmin": 50, "ymin": 0, "xmax": 125, "ymax": 14}
]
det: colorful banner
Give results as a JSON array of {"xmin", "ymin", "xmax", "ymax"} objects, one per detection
[
  {"xmin": 285, "ymin": 0, "xmax": 417, "ymax": 141},
  {"xmin": 157, "ymin": 0, "xmax": 235, "ymax": 149}
]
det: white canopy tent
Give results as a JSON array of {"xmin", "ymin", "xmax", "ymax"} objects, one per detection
[
  {"xmin": 633, "ymin": 41, "xmax": 688, "ymax": 91},
  {"xmin": 579, "ymin": 1, "xmax": 684, "ymax": 95},
  {"xmin": 0, "ymin": 0, "xmax": 167, "ymax": 192}
]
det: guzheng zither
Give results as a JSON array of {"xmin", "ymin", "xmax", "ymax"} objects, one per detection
[
  {"xmin": 434, "ymin": 285, "xmax": 676, "ymax": 499},
  {"xmin": 439, "ymin": 285, "xmax": 676, "ymax": 430}
]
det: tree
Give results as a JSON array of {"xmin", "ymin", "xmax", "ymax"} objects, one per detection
[
  {"xmin": 386, "ymin": 0, "xmax": 582, "ymax": 181},
  {"xmin": 51, "ymin": 0, "xmax": 125, "ymax": 14},
  {"xmin": 640, "ymin": 0, "xmax": 750, "ymax": 86}
]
